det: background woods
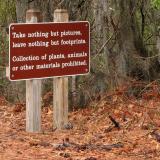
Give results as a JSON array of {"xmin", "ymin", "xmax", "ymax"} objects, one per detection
[{"xmin": 0, "ymin": 0, "xmax": 160, "ymax": 107}]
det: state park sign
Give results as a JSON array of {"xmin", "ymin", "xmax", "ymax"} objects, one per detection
[{"xmin": 9, "ymin": 22, "xmax": 90, "ymax": 80}]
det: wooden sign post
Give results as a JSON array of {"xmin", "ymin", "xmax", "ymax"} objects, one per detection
[
  {"xmin": 9, "ymin": 9, "xmax": 90, "ymax": 132},
  {"xmin": 26, "ymin": 9, "xmax": 42, "ymax": 132},
  {"xmin": 53, "ymin": 9, "xmax": 69, "ymax": 129}
]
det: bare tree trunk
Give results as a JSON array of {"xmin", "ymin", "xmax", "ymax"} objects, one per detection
[
  {"xmin": 93, "ymin": 0, "xmax": 110, "ymax": 84},
  {"xmin": 157, "ymin": 34, "xmax": 160, "ymax": 62},
  {"xmin": 115, "ymin": 0, "xmax": 136, "ymax": 85},
  {"xmin": 10, "ymin": 0, "xmax": 29, "ymax": 103},
  {"xmin": 16, "ymin": 0, "xmax": 28, "ymax": 22}
]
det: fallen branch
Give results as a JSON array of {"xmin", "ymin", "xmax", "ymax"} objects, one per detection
[
  {"xmin": 108, "ymin": 115, "xmax": 120, "ymax": 129},
  {"xmin": 52, "ymin": 138, "xmax": 123, "ymax": 151},
  {"xmin": 77, "ymin": 143, "xmax": 122, "ymax": 151},
  {"xmin": 93, "ymin": 32, "xmax": 116, "ymax": 59}
]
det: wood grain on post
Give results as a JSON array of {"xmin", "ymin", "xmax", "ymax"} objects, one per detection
[
  {"xmin": 6, "ymin": 66, "xmax": 9, "ymax": 78},
  {"xmin": 26, "ymin": 9, "xmax": 42, "ymax": 132},
  {"xmin": 53, "ymin": 9, "xmax": 69, "ymax": 130}
]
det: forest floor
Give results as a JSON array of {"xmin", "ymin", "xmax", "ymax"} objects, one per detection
[{"xmin": 0, "ymin": 82, "xmax": 160, "ymax": 160}]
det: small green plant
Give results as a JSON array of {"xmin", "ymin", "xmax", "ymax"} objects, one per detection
[
  {"xmin": 0, "ymin": 0, "xmax": 16, "ymax": 25},
  {"xmin": 151, "ymin": 0, "xmax": 160, "ymax": 9}
]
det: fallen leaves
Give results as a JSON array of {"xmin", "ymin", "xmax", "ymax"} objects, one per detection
[
  {"xmin": 29, "ymin": 139, "xmax": 51, "ymax": 147},
  {"xmin": 0, "ymin": 83, "xmax": 160, "ymax": 159},
  {"xmin": 59, "ymin": 152, "xmax": 71, "ymax": 158},
  {"xmin": 12, "ymin": 103, "xmax": 25, "ymax": 113},
  {"xmin": 85, "ymin": 157, "xmax": 97, "ymax": 160}
]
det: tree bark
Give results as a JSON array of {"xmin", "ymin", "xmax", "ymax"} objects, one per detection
[
  {"xmin": 115, "ymin": 0, "xmax": 137, "ymax": 85},
  {"xmin": 16, "ymin": 0, "xmax": 28, "ymax": 22}
]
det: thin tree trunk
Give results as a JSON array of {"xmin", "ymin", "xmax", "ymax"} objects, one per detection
[
  {"xmin": 157, "ymin": 35, "xmax": 160, "ymax": 62},
  {"xmin": 16, "ymin": 0, "xmax": 28, "ymax": 22},
  {"xmin": 93, "ymin": 0, "xmax": 110, "ymax": 85}
]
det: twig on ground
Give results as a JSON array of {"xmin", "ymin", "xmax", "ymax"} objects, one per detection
[{"xmin": 108, "ymin": 115, "xmax": 120, "ymax": 129}]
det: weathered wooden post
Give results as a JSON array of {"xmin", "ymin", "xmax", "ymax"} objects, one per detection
[
  {"xmin": 26, "ymin": 9, "xmax": 42, "ymax": 132},
  {"xmin": 9, "ymin": 8, "xmax": 89, "ymax": 132},
  {"xmin": 53, "ymin": 9, "xmax": 69, "ymax": 129}
]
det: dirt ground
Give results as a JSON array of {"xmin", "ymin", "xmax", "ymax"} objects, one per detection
[{"xmin": 0, "ymin": 87, "xmax": 160, "ymax": 160}]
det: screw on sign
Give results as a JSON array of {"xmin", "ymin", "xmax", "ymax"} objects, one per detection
[{"xmin": 9, "ymin": 22, "xmax": 90, "ymax": 80}]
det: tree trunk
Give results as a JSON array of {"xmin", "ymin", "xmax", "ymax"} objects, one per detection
[
  {"xmin": 16, "ymin": 0, "xmax": 28, "ymax": 22},
  {"xmin": 115, "ymin": 0, "xmax": 137, "ymax": 85},
  {"xmin": 157, "ymin": 33, "xmax": 160, "ymax": 62},
  {"xmin": 93, "ymin": 0, "xmax": 110, "ymax": 84}
]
